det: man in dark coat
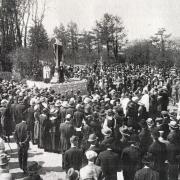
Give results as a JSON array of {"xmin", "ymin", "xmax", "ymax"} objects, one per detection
[
  {"xmin": 13, "ymin": 97, "xmax": 26, "ymax": 124},
  {"xmin": 96, "ymin": 137, "xmax": 119, "ymax": 180},
  {"xmin": 73, "ymin": 104, "xmax": 84, "ymax": 128},
  {"xmin": 23, "ymin": 102, "xmax": 35, "ymax": 144},
  {"xmin": 134, "ymin": 154, "xmax": 159, "ymax": 180},
  {"xmin": 121, "ymin": 134, "xmax": 142, "ymax": 180},
  {"xmin": 64, "ymin": 135, "xmax": 83, "ymax": 173},
  {"xmin": 148, "ymin": 129, "xmax": 167, "ymax": 180},
  {"xmin": 14, "ymin": 119, "xmax": 31, "ymax": 173},
  {"xmin": 166, "ymin": 121, "xmax": 180, "ymax": 180},
  {"xmin": 59, "ymin": 114, "xmax": 75, "ymax": 169},
  {"xmin": 66, "ymin": 100, "xmax": 75, "ymax": 118}
]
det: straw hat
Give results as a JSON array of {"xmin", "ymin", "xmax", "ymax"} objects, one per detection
[{"xmin": 0, "ymin": 154, "xmax": 10, "ymax": 166}]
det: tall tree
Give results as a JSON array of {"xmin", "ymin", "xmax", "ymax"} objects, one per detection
[
  {"xmin": 66, "ymin": 21, "xmax": 79, "ymax": 64},
  {"xmin": 95, "ymin": 13, "xmax": 126, "ymax": 61}
]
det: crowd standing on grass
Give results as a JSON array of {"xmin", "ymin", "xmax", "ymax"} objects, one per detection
[{"xmin": 0, "ymin": 63, "xmax": 180, "ymax": 180}]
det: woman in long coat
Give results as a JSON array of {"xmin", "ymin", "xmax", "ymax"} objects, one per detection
[
  {"xmin": 39, "ymin": 108, "xmax": 48, "ymax": 149},
  {"xmin": 0, "ymin": 99, "xmax": 13, "ymax": 142}
]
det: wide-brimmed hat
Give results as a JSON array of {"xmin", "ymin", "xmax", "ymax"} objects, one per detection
[
  {"xmin": 99, "ymin": 109, "xmax": 106, "ymax": 116},
  {"xmin": 61, "ymin": 101, "xmax": 69, "ymax": 108},
  {"xmin": 169, "ymin": 121, "xmax": 179, "ymax": 129},
  {"xmin": 66, "ymin": 114, "xmax": 71, "ymax": 119},
  {"xmin": 0, "ymin": 154, "xmax": 10, "ymax": 166},
  {"xmin": 85, "ymin": 150, "xmax": 97, "ymax": 160},
  {"xmin": 161, "ymin": 111, "xmax": 169, "ymax": 116},
  {"xmin": 101, "ymin": 127, "xmax": 112, "ymax": 137},
  {"xmin": 146, "ymin": 118, "xmax": 154, "ymax": 126},
  {"xmin": 107, "ymin": 109, "xmax": 114, "ymax": 116},
  {"xmin": 119, "ymin": 125, "xmax": 130, "ymax": 137},
  {"xmin": 27, "ymin": 161, "xmax": 41, "ymax": 174},
  {"xmin": 66, "ymin": 168, "xmax": 79, "ymax": 180},
  {"xmin": 54, "ymin": 100, "xmax": 61, "ymax": 107},
  {"xmin": 155, "ymin": 117, "xmax": 163, "ymax": 123},
  {"xmin": 88, "ymin": 134, "xmax": 98, "ymax": 142},
  {"xmin": 1, "ymin": 99, "xmax": 8, "ymax": 107}
]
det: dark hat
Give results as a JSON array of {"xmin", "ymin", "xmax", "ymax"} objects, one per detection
[
  {"xmin": 161, "ymin": 111, "xmax": 169, "ymax": 116},
  {"xmin": 128, "ymin": 134, "xmax": 140, "ymax": 144},
  {"xmin": 142, "ymin": 154, "xmax": 153, "ymax": 165},
  {"xmin": 88, "ymin": 134, "xmax": 98, "ymax": 142},
  {"xmin": 99, "ymin": 109, "xmax": 106, "ymax": 116},
  {"xmin": 107, "ymin": 109, "xmax": 114, "ymax": 116},
  {"xmin": 70, "ymin": 135, "xmax": 78, "ymax": 143},
  {"xmin": 138, "ymin": 119, "xmax": 147, "ymax": 128},
  {"xmin": 151, "ymin": 129, "xmax": 160, "ymax": 139},
  {"xmin": 27, "ymin": 161, "xmax": 41, "ymax": 174}
]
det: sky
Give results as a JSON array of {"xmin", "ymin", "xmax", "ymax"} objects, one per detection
[{"xmin": 39, "ymin": 0, "xmax": 180, "ymax": 41}]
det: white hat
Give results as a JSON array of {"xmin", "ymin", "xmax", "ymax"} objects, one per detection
[
  {"xmin": 66, "ymin": 114, "xmax": 71, "ymax": 119},
  {"xmin": 84, "ymin": 97, "xmax": 92, "ymax": 104},
  {"xmin": 1, "ymin": 99, "xmax": 8, "ymax": 106},
  {"xmin": 61, "ymin": 101, "xmax": 69, "ymax": 108},
  {"xmin": 85, "ymin": 150, "xmax": 97, "ymax": 160}
]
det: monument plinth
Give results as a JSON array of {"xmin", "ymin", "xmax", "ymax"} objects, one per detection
[{"xmin": 51, "ymin": 39, "xmax": 63, "ymax": 83}]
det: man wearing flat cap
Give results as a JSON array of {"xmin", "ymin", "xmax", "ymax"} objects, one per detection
[{"xmin": 80, "ymin": 150, "xmax": 102, "ymax": 180}]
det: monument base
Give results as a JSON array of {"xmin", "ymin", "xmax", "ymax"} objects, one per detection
[
  {"xmin": 26, "ymin": 79, "xmax": 87, "ymax": 95},
  {"xmin": 50, "ymin": 70, "xmax": 59, "ymax": 83}
]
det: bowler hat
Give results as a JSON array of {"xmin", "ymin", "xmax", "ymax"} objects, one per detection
[{"xmin": 88, "ymin": 134, "xmax": 98, "ymax": 142}]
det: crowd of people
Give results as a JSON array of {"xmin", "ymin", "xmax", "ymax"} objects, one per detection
[{"xmin": 0, "ymin": 63, "xmax": 180, "ymax": 180}]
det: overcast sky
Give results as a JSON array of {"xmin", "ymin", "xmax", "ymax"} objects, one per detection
[{"xmin": 40, "ymin": 0, "xmax": 180, "ymax": 40}]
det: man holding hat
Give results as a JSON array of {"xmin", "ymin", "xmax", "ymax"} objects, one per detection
[
  {"xmin": 14, "ymin": 118, "xmax": 31, "ymax": 174},
  {"xmin": 0, "ymin": 153, "xmax": 13, "ymax": 180},
  {"xmin": 80, "ymin": 150, "xmax": 102, "ymax": 180}
]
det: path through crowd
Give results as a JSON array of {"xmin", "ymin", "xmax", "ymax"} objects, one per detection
[{"xmin": 5, "ymin": 140, "xmax": 66, "ymax": 180}]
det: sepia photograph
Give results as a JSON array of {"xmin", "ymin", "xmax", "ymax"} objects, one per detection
[{"xmin": 0, "ymin": 0, "xmax": 180, "ymax": 179}]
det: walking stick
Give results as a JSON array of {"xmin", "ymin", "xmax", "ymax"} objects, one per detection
[{"xmin": 7, "ymin": 142, "xmax": 13, "ymax": 153}]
